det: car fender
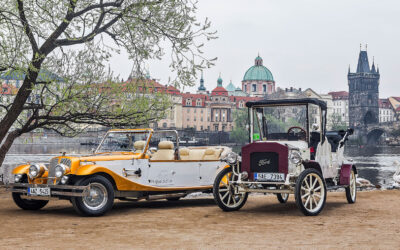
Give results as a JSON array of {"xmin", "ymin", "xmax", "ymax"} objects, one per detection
[
  {"xmin": 339, "ymin": 164, "xmax": 356, "ymax": 185},
  {"xmin": 302, "ymin": 160, "xmax": 323, "ymax": 176},
  {"xmin": 12, "ymin": 164, "xmax": 30, "ymax": 175}
]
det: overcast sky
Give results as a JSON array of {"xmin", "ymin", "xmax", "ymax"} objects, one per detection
[{"xmin": 109, "ymin": 0, "xmax": 400, "ymax": 98}]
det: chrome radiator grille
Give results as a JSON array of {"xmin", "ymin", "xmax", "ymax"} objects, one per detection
[
  {"xmin": 47, "ymin": 158, "xmax": 72, "ymax": 184},
  {"xmin": 48, "ymin": 158, "xmax": 59, "ymax": 179}
]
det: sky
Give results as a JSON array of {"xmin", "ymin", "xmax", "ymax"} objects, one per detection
[{"xmin": 109, "ymin": 0, "xmax": 400, "ymax": 98}]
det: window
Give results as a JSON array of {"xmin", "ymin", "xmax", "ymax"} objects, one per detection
[
  {"xmin": 252, "ymin": 84, "xmax": 256, "ymax": 92},
  {"xmin": 162, "ymin": 122, "xmax": 167, "ymax": 128},
  {"xmin": 201, "ymin": 117, "xmax": 203, "ymax": 121},
  {"xmin": 263, "ymin": 85, "xmax": 266, "ymax": 92},
  {"xmin": 187, "ymin": 109, "xmax": 189, "ymax": 113},
  {"xmin": 201, "ymin": 110, "xmax": 203, "ymax": 114},
  {"xmin": 244, "ymin": 85, "xmax": 247, "ymax": 92},
  {"xmin": 185, "ymin": 99, "xmax": 192, "ymax": 106},
  {"xmin": 214, "ymin": 125, "xmax": 219, "ymax": 131},
  {"xmin": 200, "ymin": 126, "xmax": 203, "ymax": 130},
  {"xmin": 196, "ymin": 98, "xmax": 202, "ymax": 106},
  {"xmin": 194, "ymin": 109, "xmax": 196, "ymax": 113}
]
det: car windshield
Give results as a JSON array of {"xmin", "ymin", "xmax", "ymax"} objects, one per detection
[
  {"xmin": 96, "ymin": 131, "xmax": 150, "ymax": 153},
  {"xmin": 253, "ymin": 104, "xmax": 312, "ymax": 141}
]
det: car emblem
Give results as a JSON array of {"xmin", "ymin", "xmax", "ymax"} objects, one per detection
[{"xmin": 258, "ymin": 159, "xmax": 271, "ymax": 167}]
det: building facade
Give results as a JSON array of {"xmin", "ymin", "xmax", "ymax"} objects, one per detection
[
  {"xmin": 329, "ymin": 91, "xmax": 349, "ymax": 126},
  {"xmin": 348, "ymin": 49, "xmax": 380, "ymax": 128},
  {"xmin": 379, "ymin": 98, "xmax": 395, "ymax": 123}
]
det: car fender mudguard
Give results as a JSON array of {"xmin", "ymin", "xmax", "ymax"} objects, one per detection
[
  {"xmin": 339, "ymin": 164, "xmax": 356, "ymax": 185},
  {"xmin": 302, "ymin": 160, "xmax": 323, "ymax": 175},
  {"xmin": 12, "ymin": 164, "xmax": 30, "ymax": 175}
]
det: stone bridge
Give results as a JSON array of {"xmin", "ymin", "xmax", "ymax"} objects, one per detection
[{"xmin": 361, "ymin": 122, "xmax": 400, "ymax": 145}]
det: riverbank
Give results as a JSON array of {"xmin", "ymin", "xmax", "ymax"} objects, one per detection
[{"xmin": 0, "ymin": 189, "xmax": 399, "ymax": 249}]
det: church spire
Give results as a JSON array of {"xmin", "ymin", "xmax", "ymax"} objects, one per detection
[
  {"xmin": 371, "ymin": 57, "xmax": 376, "ymax": 73},
  {"xmin": 356, "ymin": 49, "xmax": 370, "ymax": 73},
  {"xmin": 197, "ymin": 71, "xmax": 206, "ymax": 92},
  {"xmin": 217, "ymin": 73, "xmax": 223, "ymax": 87}
]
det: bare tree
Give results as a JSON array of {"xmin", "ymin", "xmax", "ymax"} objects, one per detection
[{"xmin": 0, "ymin": 0, "xmax": 216, "ymax": 166}]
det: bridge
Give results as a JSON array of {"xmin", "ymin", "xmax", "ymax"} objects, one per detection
[{"xmin": 360, "ymin": 122, "xmax": 400, "ymax": 145}]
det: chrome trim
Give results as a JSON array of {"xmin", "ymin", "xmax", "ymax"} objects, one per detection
[
  {"xmin": 238, "ymin": 187, "xmax": 292, "ymax": 194},
  {"xmin": 6, "ymin": 183, "xmax": 89, "ymax": 198}
]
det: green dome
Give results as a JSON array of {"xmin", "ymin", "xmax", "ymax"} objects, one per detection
[
  {"xmin": 243, "ymin": 56, "xmax": 274, "ymax": 82},
  {"xmin": 217, "ymin": 76, "xmax": 223, "ymax": 86},
  {"xmin": 226, "ymin": 81, "xmax": 236, "ymax": 92}
]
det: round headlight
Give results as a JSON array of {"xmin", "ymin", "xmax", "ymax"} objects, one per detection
[
  {"xmin": 55, "ymin": 164, "xmax": 67, "ymax": 178},
  {"xmin": 289, "ymin": 150, "xmax": 302, "ymax": 164},
  {"xmin": 14, "ymin": 174, "xmax": 23, "ymax": 183},
  {"xmin": 225, "ymin": 152, "xmax": 238, "ymax": 164},
  {"xmin": 29, "ymin": 164, "xmax": 42, "ymax": 178}
]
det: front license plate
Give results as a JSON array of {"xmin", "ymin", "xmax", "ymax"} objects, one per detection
[
  {"xmin": 254, "ymin": 173, "xmax": 285, "ymax": 182},
  {"xmin": 28, "ymin": 187, "xmax": 50, "ymax": 196}
]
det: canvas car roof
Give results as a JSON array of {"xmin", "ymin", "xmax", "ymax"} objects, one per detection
[{"xmin": 245, "ymin": 98, "xmax": 327, "ymax": 110}]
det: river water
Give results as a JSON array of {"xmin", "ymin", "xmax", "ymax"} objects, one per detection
[{"xmin": 1, "ymin": 144, "xmax": 399, "ymax": 188}]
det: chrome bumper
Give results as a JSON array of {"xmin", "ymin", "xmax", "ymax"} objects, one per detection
[{"xmin": 6, "ymin": 183, "xmax": 89, "ymax": 199}]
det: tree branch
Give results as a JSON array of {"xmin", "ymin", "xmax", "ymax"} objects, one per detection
[{"xmin": 16, "ymin": 0, "xmax": 39, "ymax": 52}]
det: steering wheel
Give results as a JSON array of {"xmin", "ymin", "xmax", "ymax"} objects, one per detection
[{"xmin": 287, "ymin": 126, "xmax": 307, "ymax": 140}]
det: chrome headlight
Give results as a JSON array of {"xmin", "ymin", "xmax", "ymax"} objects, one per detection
[
  {"xmin": 55, "ymin": 164, "xmax": 69, "ymax": 178},
  {"xmin": 225, "ymin": 152, "xmax": 238, "ymax": 164},
  {"xmin": 29, "ymin": 164, "xmax": 44, "ymax": 178},
  {"xmin": 289, "ymin": 150, "xmax": 302, "ymax": 164}
]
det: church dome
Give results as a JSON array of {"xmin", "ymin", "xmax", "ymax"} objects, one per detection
[{"xmin": 243, "ymin": 55, "xmax": 274, "ymax": 82}]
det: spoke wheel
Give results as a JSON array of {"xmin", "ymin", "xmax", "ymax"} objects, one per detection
[
  {"xmin": 213, "ymin": 167, "xmax": 248, "ymax": 212},
  {"xmin": 345, "ymin": 168, "xmax": 357, "ymax": 204},
  {"xmin": 295, "ymin": 169, "xmax": 326, "ymax": 216},
  {"xmin": 276, "ymin": 192, "xmax": 289, "ymax": 204}
]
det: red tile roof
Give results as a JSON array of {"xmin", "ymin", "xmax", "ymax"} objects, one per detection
[
  {"xmin": 379, "ymin": 98, "xmax": 392, "ymax": 109},
  {"xmin": 181, "ymin": 93, "xmax": 209, "ymax": 107},
  {"xmin": 211, "ymin": 86, "xmax": 228, "ymax": 96},
  {"xmin": 391, "ymin": 96, "xmax": 400, "ymax": 102},
  {"xmin": 328, "ymin": 91, "xmax": 348, "ymax": 100}
]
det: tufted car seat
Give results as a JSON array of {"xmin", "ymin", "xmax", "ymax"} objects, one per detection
[
  {"xmin": 179, "ymin": 148, "xmax": 190, "ymax": 160},
  {"xmin": 150, "ymin": 141, "xmax": 175, "ymax": 161},
  {"xmin": 202, "ymin": 148, "xmax": 220, "ymax": 160},
  {"xmin": 134, "ymin": 141, "xmax": 146, "ymax": 153}
]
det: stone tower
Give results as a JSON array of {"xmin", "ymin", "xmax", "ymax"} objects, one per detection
[{"xmin": 348, "ymin": 49, "xmax": 380, "ymax": 128}]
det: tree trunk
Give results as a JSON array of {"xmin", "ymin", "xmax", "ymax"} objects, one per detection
[
  {"xmin": 0, "ymin": 59, "xmax": 42, "ymax": 146},
  {"xmin": 0, "ymin": 131, "xmax": 19, "ymax": 168}
]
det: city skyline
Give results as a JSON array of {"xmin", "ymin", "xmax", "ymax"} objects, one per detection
[{"xmin": 108, "ymin": 0, "xmax": 400, "ymax": 98}]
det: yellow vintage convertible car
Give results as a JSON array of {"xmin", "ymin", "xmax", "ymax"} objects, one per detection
[{"xmin": 8, "ymin": 129, "xmax": 232, "ymax": 216}]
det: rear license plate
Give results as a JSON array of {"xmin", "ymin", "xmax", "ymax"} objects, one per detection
[
  {"xmin": 28, "ymin": 187, "xmax": 50, "ymax": 196},
  {"xmin": 254, "ymin": 173, "xmax": 285, "ymax": 182}
]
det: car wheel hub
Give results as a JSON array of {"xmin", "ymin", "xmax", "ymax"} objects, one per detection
[
  {"xmin": 300, "ymin": 173, "xmax": 325, "ymax": 212},
  {"xmin": 83, "ymin": 183, "xmax": 108, "ymax": 210}
]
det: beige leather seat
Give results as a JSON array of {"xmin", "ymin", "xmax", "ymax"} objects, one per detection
[
  {"xmin": 179, "ymin": 148, "xmax": 190, "ymax": 160},
  {"xmin": 134, "ymin": 141, "xmax": 146, "ymax": 153},
  {"xmin": 151, "ymin": 141, "xmax": 175, "ymax": 161},
  {"xmin": 202, "ymin": 148, "xmax": 220, "ymax": 160},
  {"xmin": 188, "ymin": 149, "xmax": 205, "ymax": 161}
]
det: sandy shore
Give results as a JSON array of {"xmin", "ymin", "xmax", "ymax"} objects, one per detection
[{"xmin": 0, "ymin": 189, "xmax": 399, "ymax": 249}]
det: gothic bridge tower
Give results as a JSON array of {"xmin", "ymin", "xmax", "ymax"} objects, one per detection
[{"xmin": 348, "ymin": 48, "xmax": 380, "ymax": 129}]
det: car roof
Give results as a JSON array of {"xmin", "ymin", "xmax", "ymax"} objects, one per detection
[{"xmin": 245, "ymin": 98, "xmax": 327, "ymax": 110}]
